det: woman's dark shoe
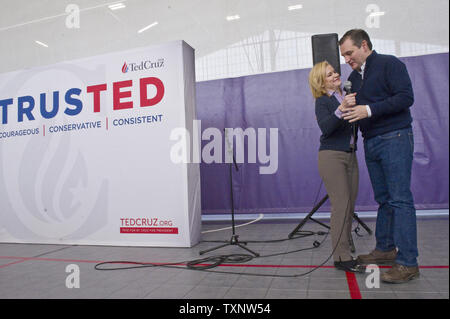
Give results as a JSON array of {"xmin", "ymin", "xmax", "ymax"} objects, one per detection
[{"xmin": 334, "ymin": 259, "xmax": 366, "ymax": 273}]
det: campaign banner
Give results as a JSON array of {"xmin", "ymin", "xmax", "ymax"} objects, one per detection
[{"xmin": 0, "ymin": 40, "xmax": 201, "ymax": 247}]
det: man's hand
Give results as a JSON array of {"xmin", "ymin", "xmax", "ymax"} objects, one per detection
[
  {"xmin": 338, "ymin": 93, "xmax": 357, "ymax": 112},
  {"xmin": 342, "ymin": 105, "xmax": 369, "ymax": 123}
]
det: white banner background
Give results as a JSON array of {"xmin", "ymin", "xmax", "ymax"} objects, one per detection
[{"xmin": 0, "ymin": 41, "xmax": 201, "ymax": 247}]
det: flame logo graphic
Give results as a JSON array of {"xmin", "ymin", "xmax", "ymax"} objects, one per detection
[
  {"xmin": 1, "ymin": 122, "xmax": 108, "ymax": 241},
  {"xmin": 122, "ymin": 62, "xmax": 128, "ymax": 73},
  {"xmin": 0, "ymin": 64, "xmax": 109, "ymax": 243}
]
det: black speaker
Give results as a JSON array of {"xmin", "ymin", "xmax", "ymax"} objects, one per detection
[{"xmin": 311, "ymin": 33, "xmax": 341, "ymax": 75}]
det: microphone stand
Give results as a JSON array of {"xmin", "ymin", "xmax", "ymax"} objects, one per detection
[
  {"xmin": 349, "ymin": 123, "xmax": 373, "ymax": 238},
  {"xmin": 199, "ymin": 134, "xmax": 259, "ymax": 257},
  {"xmin": 347, "ymin": 85, "xmax": 372, "ymax": 239}
]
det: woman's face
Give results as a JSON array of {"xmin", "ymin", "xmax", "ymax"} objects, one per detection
[{"xmin": 323, "ymin": 65, "xmax": 341, "ymax": 91}]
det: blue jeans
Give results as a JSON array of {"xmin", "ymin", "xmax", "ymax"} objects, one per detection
[{"xmin": 364, "ymin": 127, "xmax": 418, "ymax": 267}]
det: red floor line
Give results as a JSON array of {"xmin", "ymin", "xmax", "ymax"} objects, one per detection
[
  {"xmin": 345, "ymin": 272, "xmax": 362, "ymax": 299},
  {"xmin": 212, "ymin": 264, "xmax": 335, "ymax": 268},
  {"xmin": 0, "ymin": 256, "xmax": 449, "ymax": 269},
  {"xmin": 0, "ymin": 258, "xmax": 29, "ymax": 269},
  {"xmin": 0, "ymin": 257, "xmax": 366, "ymax": 300}
]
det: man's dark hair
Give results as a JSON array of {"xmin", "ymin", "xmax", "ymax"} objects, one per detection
[{"xmin": 339, "ymin": 29, "xmax": 373, "ymax": 50}]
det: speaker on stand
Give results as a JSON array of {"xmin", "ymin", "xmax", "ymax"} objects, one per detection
[{"xmin": 311, "ymin": 33, "xmax": 341, "ymax": 74}]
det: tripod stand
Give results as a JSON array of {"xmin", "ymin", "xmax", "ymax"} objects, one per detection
[
  {"xmin": 199, "ymin": 154, "xmax": 259, "ymax": 257},
  {"xmin": 288, "ymin": 194, "xmax": 372, "ymax": 252}
]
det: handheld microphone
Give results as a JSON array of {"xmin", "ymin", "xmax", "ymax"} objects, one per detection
[
  {"xmin": 343, "ymin": 81, "xmax": 357, "ymax": 151},
  {"xmin": 344, "ymin": 81, "xmax": 352, "ymax": 94}
]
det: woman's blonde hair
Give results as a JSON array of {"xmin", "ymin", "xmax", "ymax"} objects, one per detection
[{"xmin": 308, "ymin": 61, "xmax": 330, "ymax": 99}]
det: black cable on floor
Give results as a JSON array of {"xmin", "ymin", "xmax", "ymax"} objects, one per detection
[{"xmin": 94, "ymin": 229, "xmax": 332, "ymax": 278}]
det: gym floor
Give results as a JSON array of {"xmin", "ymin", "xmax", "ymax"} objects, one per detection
[{"xmin": 0, "ymin": 214, "xmax": 448, "ymax": 300}]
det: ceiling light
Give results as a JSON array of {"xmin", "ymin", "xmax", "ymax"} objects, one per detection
[
  {"xmin": 369, "ymin": 11, "xmax": 385, "ymax": 17},
  {"xmin": 35, "ymin": 40, "xmax": 48, "ymax": 48},
  {"xmin": 137, "ymin": 21, "xmax": 158, "ymax": 34},
  {"xmin": 109, "ymin": 3, "xmax": 126, "ymax": 10},
  {"xmin": 226, "ymin": 15, "xmax": 240, "ymax": 21},
  {"xmin": 288, "ymin": 4, "xmax": 303, "ymax": 11}
]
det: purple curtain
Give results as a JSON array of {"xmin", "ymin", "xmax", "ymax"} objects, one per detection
[{"xmin": 196, "ymin": 52, "xmax": 449, "ymax": 214}]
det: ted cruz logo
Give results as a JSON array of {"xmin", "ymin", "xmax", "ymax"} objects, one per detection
[
  {"xmin": 121, "ymin": 62, "xmax": 129, "ymax": 73},
  {"xmin": 121, "ymin": 58, "xmax": 164, "ymax": 73}
]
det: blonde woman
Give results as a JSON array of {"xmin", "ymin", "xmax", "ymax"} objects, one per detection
[{"xmin": 309, "ymin": 61, "xmax": 364, "ymax": 272}]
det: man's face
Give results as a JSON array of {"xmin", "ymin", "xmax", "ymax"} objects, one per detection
[{"xmin": 340, "ymin": 38, "xmax": 370, "ymax": 71}]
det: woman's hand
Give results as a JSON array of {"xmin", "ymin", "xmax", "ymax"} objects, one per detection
[{"xmin": 341, "ymin": 93, "xmax": 357, "ymax": 109}]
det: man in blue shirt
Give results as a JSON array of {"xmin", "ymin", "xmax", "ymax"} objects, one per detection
[{"xmin": 338, "ymin": 29, "xmax": 419, "ymax": 283}]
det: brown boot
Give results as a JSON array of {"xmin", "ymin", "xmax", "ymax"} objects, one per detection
[
  {"xmin": 357, "ymin": 248, "xmax": 397, "ymax": 265},
  {"xmin": 381, "ymin": 264, "xmax": 420, "ymax": 283}
]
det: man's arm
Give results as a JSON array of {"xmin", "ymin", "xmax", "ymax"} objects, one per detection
[
  {"xmin": 368, "ymin": 58, "xmax": 414, "ymax": 117},
  {"xmin": 343, "ymin": 57, "xmax": 413, "ymax": 123}
]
